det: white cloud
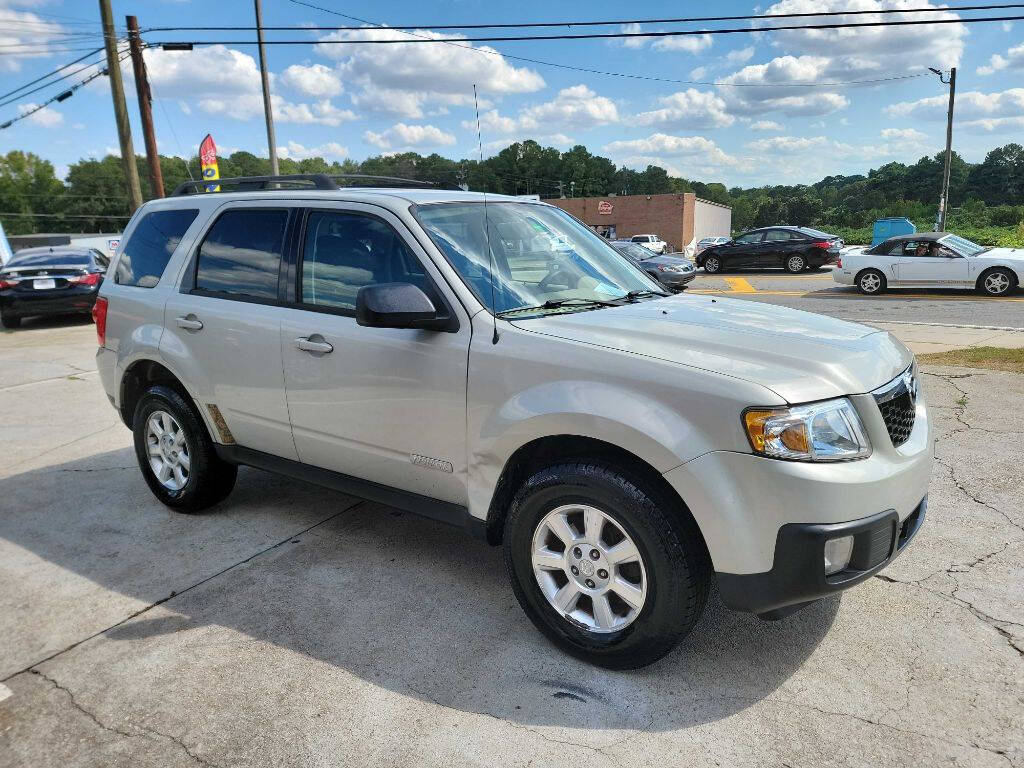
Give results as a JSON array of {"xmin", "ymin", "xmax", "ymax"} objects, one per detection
[
  {"xmin": 142, "ymin": 46, "xmax": 355, "ymax": 125},
  {"xmin": 725, "ymin": 46, "xmax": 756, "ymax": 65},
  {"xmin": 634, "ymin": 89, "xmax": 734, "ymax": 129},
  {"xmin": 880, "ymin": 128, "xmax": 925, "ymax": 141},
  {"xmin": 747, "ymin": 135, "xmax": 829, "ymax": 154},
  {"xmin": 364, "ymin": 123, "xmax": 457, "ymax": 150},
  {"xmin": 603, "ymin": 133, "xmax": 739, "ymax": 168},
  {"xmin": 461, "ymin": 85, "xmax": 619, "ymax": 136},
  {"xmin": 690, "ymin": 66, "xmax": 708, "ymax": 79},
  {"xmin": 280, "ymin": 63, "xmax": 343, "ymax": 97},
  {"xmin": 278, "ymin": 141, "xmax": 349, "ymax": 160},
  {"xmin": 0, "ymin": 7, "xmax": 68, "ymax": 73},
  {"xmin": 718, "ymin": 56, "xmax": 851, "ymax": 116},
  {"xmin": 749, "ymin": 120, "xmax": 784, "ymax": 131},
  {"xmin": 315, "ymin": 27, "xmax": 544, "ymax": 118},
  {"xmin": 16, "ymin": 103, "xmax": 62, "ymax": 128},
  {"xmin": 885, "ymin": 88, "xmax": 1024, "ymax": 127},
  {"xmin": 977, "ymin": 41, "xmax": 1024, "ymax": 75},
  {"xmin": 759, "ymin": 0, "xmax": 965, "ymax": 73},
  {"xmin": 619, "ymin": 23, "xmax": 713, "ymax": 53}
]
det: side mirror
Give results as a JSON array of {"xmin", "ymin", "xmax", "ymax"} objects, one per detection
[{"xmin": 356, "ymin": 282, "xmax": 452, "ymax": 331}]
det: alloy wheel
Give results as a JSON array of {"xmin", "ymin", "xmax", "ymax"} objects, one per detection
[
  {"xmin": 531, "ymin": 504, "xmax": 648, "ymax": 633},
  {"xmin": 787, "ymin": 255, "xmax": 805, "ymax": 273},
  {"xmin": 145, "ymin": 409, "xmax": 191, "ymax": 491},
  {"xmin": 860, "ymin": 273, "xmax": 882, "ymax": 293},
  {"xmin": 704, "ymin": 257, "xmax": 720, "ymax": 273},
  {"xmin": 984, "ymin": 271, "xmax": 1011, "ymax": 295}
]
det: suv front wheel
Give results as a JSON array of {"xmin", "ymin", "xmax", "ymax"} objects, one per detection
[
  {"xmin": 132, "ymin": 385, "xmax": 237, "ymax": 512},
  {"xmin": 503, "ymin": 461, "xmax": 710, "ymax": 669}
]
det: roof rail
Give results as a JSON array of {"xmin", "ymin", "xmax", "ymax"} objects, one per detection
[
  {"xmin": 170, "ymin": 173, "xmax": 439, "ymax": 197},
  {"xmin": 171, "ymin": 174, "xmax": 337, "ymax": 196}
]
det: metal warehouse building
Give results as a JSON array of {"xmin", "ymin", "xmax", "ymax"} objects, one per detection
[{"xmin": 548, "ymin": 192, "xmax": 732, "ymax": 253}]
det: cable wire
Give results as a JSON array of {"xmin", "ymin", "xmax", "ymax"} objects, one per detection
[{"xmin": 0, "ymin": 47, "xmax": 104, "ymax": 102}]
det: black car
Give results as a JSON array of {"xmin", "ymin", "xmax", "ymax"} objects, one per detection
[
  {"xmin": 610, "ymin": 240, "xmax": 696, "ymax": 291},
  {"xmin": 695, "ymin": 226, "xmax": 843, "ymax": 274},
  {"xmin": 0, "ymin": 247, "xmax": 108, "ymax": 328}
]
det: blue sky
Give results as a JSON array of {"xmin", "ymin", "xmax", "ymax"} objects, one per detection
[{"xmin": 2, "ymin": 0, "xmax": 1023, "ymax": 187}]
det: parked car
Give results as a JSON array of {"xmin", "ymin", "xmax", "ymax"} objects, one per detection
[
  {"xmin": 610, "ymin": 240, "xmax": 696, "ymax": 291},
  {"xmin": 95, "ymin": 174, "xmax": 930, "ymax": 669},
  {"xmin": 0, "ymin": 246, "xmax": 108, "ymax": 328},
  {"xmin": 696, "ymin": 227, "xmax": 843, "ymax": 273},
  {"xmin": 694, "ymin": 236, "xmax": 730, "ymax": 255},
  {"xmin": 629, "ymin": 233, "xmax": 669, "ymax": 254},
  {"xmin": 835, "ymin": 232, "xmax": 1022, "ymax": 296}
]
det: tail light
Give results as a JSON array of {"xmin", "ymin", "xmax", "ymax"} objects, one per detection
[
  {"xmin": 812, "ymin": 241, "xmax": 832, "ymax": 249},
  {"xmin": 0, "ymin": 276, "xmax": 16, "ymax": 289},
  {"xmin": 836, "ymin": 258, "xmax": 842, "ymax": 269},
  {"xmin": 70, "ymin": 272, "xmax": 103, "ymax": 286},
  {"xmin": 92, "ymin": 296, "xmax": 108, "ymax": 347}
]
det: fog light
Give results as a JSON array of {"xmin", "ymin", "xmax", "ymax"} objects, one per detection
[{"xmin": 824, "ymin": 535, "xmax": 854, "ymax": 576}]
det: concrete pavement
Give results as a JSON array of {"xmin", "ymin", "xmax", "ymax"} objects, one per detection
[{"xmin": 1, "ymin": 321, "xmax": 1022, "ymax": 768}]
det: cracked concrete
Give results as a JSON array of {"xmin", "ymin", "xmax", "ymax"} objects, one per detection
[{"xmin": 1, "ymin": 323, "xmax": 1022, "ymax": 768}]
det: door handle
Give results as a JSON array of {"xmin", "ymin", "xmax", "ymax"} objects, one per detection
[
  {"xmin": 295, "ymin": 336, "xmax": 334, "ymax": 354},
  {"xmin": 175, "ymin": 315, "xmax": 204, "ymax": 331}
]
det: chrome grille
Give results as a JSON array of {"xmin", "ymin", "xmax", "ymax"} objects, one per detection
[{"xmin": 872, "ymin": 365, "xmax": 918, "ymax": 447}]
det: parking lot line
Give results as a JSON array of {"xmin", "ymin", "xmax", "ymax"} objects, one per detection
[
  {"xmin": 723, "ymin": 277, "xmax": 757, "ymax": 293},
  {"xmin": 690, "ymin": 287, "xmax": 1024, "ymax": 303}
]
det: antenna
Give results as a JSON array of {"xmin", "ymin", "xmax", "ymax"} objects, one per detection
[{"xmin": 474, "ymin": 84, "xmax": 499, "ymax": 345}]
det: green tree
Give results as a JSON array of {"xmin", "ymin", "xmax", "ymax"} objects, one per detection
[{"xmin": 0, "ymin": 151, "xmax": 65, "ymax": 234}]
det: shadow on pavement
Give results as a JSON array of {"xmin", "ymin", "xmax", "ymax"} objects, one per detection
[
  {"xmin": 1, "ymin": 313, "xmax": 93, "ymax": 332},
  {"xmin": 0, "ymin": 447, "xmax": 838, "ymax": 732}
]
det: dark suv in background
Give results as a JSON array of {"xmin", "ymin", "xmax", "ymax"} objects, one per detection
[
  {"xmin": 0, "ymin": 246, "xmax": 108, "ymax": 328},
  {"xmin": 697, "ymin": 226, "xmax": 843, "ymax": 274}
]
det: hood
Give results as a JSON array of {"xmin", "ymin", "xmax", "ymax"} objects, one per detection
[
  {"xmin": 980, "ymin": 247, "xmax": 1024, "ymax": 262},
  {"xmin": 511, "ymin": 294, "xmax": 911, "ymax": 403}
]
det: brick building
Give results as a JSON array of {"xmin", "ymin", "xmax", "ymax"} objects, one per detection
[{"xmin": 548, "ymin": 192, "xmax": 732, "ymax": 252}]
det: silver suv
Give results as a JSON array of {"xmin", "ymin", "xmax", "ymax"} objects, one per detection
[{"xmin": 94, "ymin": 174, "xmax": 931, "ymax": 668}]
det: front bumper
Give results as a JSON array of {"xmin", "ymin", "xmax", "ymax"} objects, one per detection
[
  {"xmin": 658, "ymin": 271, "xmax": 696, "ymax": 289},
  {"xmin": 717, "ymin": 496, "xmax": 926, "ymax": 617}
]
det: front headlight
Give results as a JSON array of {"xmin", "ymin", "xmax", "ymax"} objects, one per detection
[
  {"xmin": 743, "ymin": 397, "xmax": 871, "ymax": 462},
  {"xmin": 659, "ymin": 264, "xmax": 691, "ymax": 273}
]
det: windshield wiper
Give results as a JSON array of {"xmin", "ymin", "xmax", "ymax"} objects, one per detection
[
  {"xmin": 623, "ymin": 289, "xmax": 669, "ymax": 301},
  {"xmin": 496, "ymin": 297, "xmax": 623, "ymax": 317}
]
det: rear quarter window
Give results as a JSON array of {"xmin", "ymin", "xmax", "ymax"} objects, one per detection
[{"xmin": 115, "ymin": 208, "xmax": 199, "ymax": 288}]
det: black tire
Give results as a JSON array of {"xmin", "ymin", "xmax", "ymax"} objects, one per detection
[
  {"xmin": 976, "ymin": 267, "xmax": 1016, "ymax": 297},
  {"xmin": 503, "ymin": 461, "xmax": 710, "ymax": 669},
  {"xmin": 784, "ymin": 254, "xmax": 806, "ymax": 273},
  {"xmin": 1, "ymin": 313, "xmax": 21, "ymax": 328},
  {"xmin": 132, "ymin": 385, "xmax": 237, "ymax": 513},
  {"xmin": 703, "ymin": 255, "xmax": 722, "ymax": 274},
  {"xmin": 856, "ymin": 268, "xmax": 887, "ymax": 295}
]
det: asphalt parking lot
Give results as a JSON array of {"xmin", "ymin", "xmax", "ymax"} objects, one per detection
[
  {"xmin": 688, "ymin": 266, "xmax": 1024, "ymax": 329},
  {"xmin": 1, "ymin": 309, "xmax": 1022, "ymax": 767}
]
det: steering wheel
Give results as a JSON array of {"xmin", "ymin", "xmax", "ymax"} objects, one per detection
[{"xmin": 538, "ymin": 268, "xmax": 577, "ymax": 293}]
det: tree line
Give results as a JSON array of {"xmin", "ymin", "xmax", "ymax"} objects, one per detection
[{"xmin": 1, "ymin": 140, "xmax": 1022, "ymax": 245}]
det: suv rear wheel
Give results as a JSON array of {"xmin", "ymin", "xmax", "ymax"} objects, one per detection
[
  {"xmin": 503, "ymin": 461, "xmax": 709, "ymax": 669},
  {"xmin": 132, "ymin": 385, "xmax": 237, "ymax": 512}
]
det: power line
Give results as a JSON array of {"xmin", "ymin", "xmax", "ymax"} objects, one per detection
[
  {"xmin": 149, "ymin": 2, "xmax": 1024, "ymax": 31},
  {"xmin": 0, "ymin": 47, "xmax": 104, "ymax": 102},
  {"xmin": 0, "ymin": 58, "xmax": 123, "ymax": 131},
  {"xmin": 148, "ymin": 14, "xmax": 1024, "ymax": 46},
  {"xmin": 0, "ymin": 54, "xmax": 108, "ymax": 110}
]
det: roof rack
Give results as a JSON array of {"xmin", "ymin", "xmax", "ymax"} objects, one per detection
[{"xmin": 170, "ymin": 173, "xmax": 437, "ymax": 197}]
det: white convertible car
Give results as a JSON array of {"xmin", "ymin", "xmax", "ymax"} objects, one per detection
[{"xmin": 834, "ymin": 232, "xmax": 1022, "ymax": 297}]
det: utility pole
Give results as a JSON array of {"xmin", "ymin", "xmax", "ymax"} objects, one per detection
[
  {"xmin": 126, "ymin": 16, "xmax": 164, "ymax": 198},
  {"xmin": 99, "ymin": 0, "xmax": 142, "ymax": 212},
  {"xmin": 254, "ymin": 0, "xmax": 279, "ymax": 175},
  {"xmin": 930, "ymin": 66, "xmax": 957, "ymax": 231}
]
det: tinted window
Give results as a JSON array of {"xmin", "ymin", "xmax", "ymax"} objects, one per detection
[
  {"xmin": 631, "ymin": 235, "xmax": 649, "ymax": 243},
  {"xmin": 116, "ymin": 209, "xmax": 198, "ymax": 288},
  {"xmin": 301, "ymin": 211, "xmax": 426, "ymax": 311},
  {"xmin": 797, "ymin": 227, "xmax": 833, "ymax": 239},
  {"xmin": 9, "ymin": 250, "xmax": 92, "ymax": 268},
  {"xmin": 734, "ymin": 232, "xmax": 762, "ymax": 244},
  {"xmin": 764, "ymin": 230, "xmax": 795, "ymax": 242},
  {"xmin": 196, "ymin": 209, "xmax": 288, "ymax": 299}
]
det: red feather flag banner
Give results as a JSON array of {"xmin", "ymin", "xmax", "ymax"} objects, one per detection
[{"xmin": 199, "ymin": 134, "xmax": 220, "ymax": 192}]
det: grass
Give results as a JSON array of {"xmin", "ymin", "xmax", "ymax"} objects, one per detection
[{"xmin": 918, "ymin": 346, "xmax": 1024, "ymax": 374}]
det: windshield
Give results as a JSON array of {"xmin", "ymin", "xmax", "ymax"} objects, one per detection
[
  {"xmin": 415, "ymin": 202, "xmax": 660, "ymax": 315},
  {"xmin": 939, "ymin": 234, "xmax": 987, "ymax": 257},
  {"xmin": 612, "ymin": 241, "xmax": 655, "ymax": 261}
]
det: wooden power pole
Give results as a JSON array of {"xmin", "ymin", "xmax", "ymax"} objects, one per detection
[
  {"xmin": 98, "ymin": 0, "xmax": 142, "ymax": 213},
  {"xmin": 126, "ymin": 16, "xmax": 164, "ymax": 198},
  {"xmin": 254, "ymin": 0, "xmax": 279, "ymax": 175},
  {"xmin": 938, "ymin": 67, "xmax": 957, "ymax": 232}
]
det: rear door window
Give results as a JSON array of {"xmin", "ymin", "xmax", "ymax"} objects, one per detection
[
  {"xmin": 195, "ymin": 209, "xmax": 288, "ymax": 300},
  {"xmin": 115, "ymin": 209, "xmax": 199, "ymax": 287}
]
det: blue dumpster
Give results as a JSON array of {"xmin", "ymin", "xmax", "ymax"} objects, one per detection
[{"xmin": 871, "ymin": 218, "xmax": 915, "ymax": 247}]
